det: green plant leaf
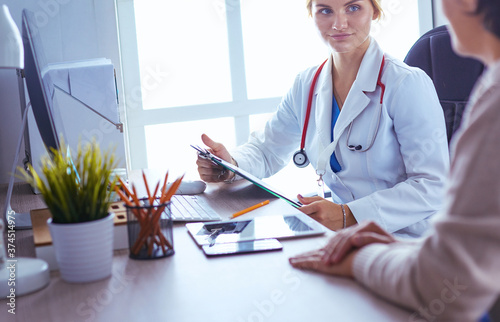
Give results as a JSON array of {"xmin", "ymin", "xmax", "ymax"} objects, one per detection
[{"xmin": 17, "ymin": 138, "xmax": 119, "ymax": 224}]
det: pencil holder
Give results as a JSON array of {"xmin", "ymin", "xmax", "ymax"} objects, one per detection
[{"xmin": 125, "ymin": 198, "xmax": 174, "ymax": 260}]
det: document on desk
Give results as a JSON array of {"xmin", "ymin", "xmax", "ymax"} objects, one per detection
[
  {"xmin": 186, "ymin": 213, "xmax": 326, "ymax": 246},
  {"xmin": 191, "ymin": 145, "xmax": 301, "ymax": 208}
]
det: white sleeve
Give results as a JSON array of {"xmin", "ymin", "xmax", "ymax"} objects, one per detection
[
  {"xmin": 231, "ymin": 73, "xmax": 305, "ymax": 179},
  {"xmin": 347, "ymin": 68, "xmax": 450, "ymax": 235}
]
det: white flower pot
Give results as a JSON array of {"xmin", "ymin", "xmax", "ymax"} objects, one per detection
[{"xmin": 47, "ymin": 213, "xmax": 114, "ymax": 283}]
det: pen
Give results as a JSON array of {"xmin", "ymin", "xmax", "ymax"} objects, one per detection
[{"xmin": 231, "ymin": 200, "xmax": 270, "ymax": 219}]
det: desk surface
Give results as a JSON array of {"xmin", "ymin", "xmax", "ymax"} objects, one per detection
[{"xmin": 0, "ymin": 178, "xmax": 413, "ymax": 322}]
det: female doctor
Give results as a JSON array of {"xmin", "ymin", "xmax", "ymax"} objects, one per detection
[{"xmin": 197, "ymin": 0, "xmax": 449, "ymax": 237}]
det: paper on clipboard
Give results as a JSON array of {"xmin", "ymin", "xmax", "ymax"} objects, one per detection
[{"xmin": 192, "ymin": 145, "xmax": 302, "ymax": 208}]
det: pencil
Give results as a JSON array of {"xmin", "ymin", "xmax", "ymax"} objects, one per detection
[{"xmin": 231, "ymin": 200, "xmax": 270, "ymax": 219}]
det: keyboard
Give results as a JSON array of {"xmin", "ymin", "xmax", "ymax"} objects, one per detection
[{"xmin": 170, "ymin": 195, "xmax": 221, "ymax": 222}]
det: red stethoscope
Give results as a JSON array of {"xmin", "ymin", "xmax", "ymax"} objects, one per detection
[{"xmin": 293, "ymin": 55, "xmax": 386, "ymax": 168}]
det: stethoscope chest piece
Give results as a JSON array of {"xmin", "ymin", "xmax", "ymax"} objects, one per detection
[
  {"xmin": 293, "ymin": 149, "xmax": 310, "ymax": 168},
  {"xmin": 347, "ymin": 144, "xmax": 363, "ymax": 151}
]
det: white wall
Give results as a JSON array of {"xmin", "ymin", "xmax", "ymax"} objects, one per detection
[
  {"xmin": 0, "ymin": 0, "xmax": 124, "ymax": 184},
  {"xmin": 433, "ymin": 0, "xmax": 449, "ymax": 27}
]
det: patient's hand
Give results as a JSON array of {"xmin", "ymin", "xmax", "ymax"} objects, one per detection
[
  {"xmin": 289, "ymin": 221, "xmax": 396, "ymax": 277},
  {"xmin": 289, "ymin": 248, "xmax": 358, "ymax": 278},
  {"xmin": 321, "ymin": 221, "xmax": 396, "ymax": 265}
]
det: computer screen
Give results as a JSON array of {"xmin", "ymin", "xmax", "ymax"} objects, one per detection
[
  {"xmin": 20, "ymin": 8, "xmax": 127, "ymax": 190},
  {"xmin": 21, "ymin": 9, "xmax": 63, "ymax": 152}
]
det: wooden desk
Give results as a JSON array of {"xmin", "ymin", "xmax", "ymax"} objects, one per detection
[{"xmin": 0, "ymin": 181, "xmax": 413, "ymax": 321}]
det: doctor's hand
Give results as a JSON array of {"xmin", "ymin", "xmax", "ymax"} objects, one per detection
[
  {"xmin": 196, "ymin": 134, "xmax": 237, "ymax": 183},
  {"xmin": 297, "ymin": 195, "xmax": 357, "ymax": 231}
]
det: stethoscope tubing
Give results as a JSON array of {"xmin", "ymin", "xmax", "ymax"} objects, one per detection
[
  {"xmin": 298, "ymin": 55, "xmax": 386, "ymax": 157},
  {"xmin": 346, "ymin": 56, "xmax": 385, "ymax": 152},
  {"xmin": 300, "ymin": 59, "xmax": 328, "ymax": 151}
]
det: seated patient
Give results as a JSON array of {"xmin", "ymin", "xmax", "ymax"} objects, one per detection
[
  {"xmin": 197, "ymin": 0, "xmax": 449, "ymax": 238},
  {"xmin": 289, "ymin": 0, "xmax": 500, "ymax": 320}
]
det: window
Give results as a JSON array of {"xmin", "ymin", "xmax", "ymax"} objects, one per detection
[
  {"xmin": 134, "ymin": 0, "xmax": 232, "ymax": 109},
  {"xmin": 240, "ymin": 0, "xmax": 328, "ymax": 100},
  {"xmin": 116, "ymin": 0, "xmax": 433, "ymax": 180}
]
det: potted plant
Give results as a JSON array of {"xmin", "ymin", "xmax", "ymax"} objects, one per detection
[{"xmin": 18, "ymin": 140, "xmax": 118, "ymax": 283}]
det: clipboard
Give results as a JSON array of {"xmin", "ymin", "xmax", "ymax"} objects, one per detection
[{"xmin": 192, "ymin": 145, "xmax": 302, "ymax": 208}]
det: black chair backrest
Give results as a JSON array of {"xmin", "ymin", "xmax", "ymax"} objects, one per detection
[{"xmin": 404, "ymin": 25, "xmax": 484, "ymax": 143}]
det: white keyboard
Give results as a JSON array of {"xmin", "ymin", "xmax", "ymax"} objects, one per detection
[{"xmin": 170, "ymin": 195, "xmax": 221, "ymax": 222}]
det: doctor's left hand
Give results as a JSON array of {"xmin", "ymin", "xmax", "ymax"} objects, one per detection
[{"xmin": 297, "ymin": 195, "xmax": 357, "ymax": 231}]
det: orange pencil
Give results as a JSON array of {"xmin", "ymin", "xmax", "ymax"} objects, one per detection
[{"xmin": 231, "ymin": 200, "xmax": 270, "ymax": 219}]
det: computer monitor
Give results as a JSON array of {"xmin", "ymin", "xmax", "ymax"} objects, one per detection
[
  {"xmin": 21, "ymin": 9, "xmax": 64, "ymax": 153},
  {"xmin": 5, "ymin": 9, "xmax": 125, "ymax": 229}
]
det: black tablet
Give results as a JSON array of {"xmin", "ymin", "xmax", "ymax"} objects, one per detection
[
  {"xmin": 202, "ymin": 239, "xmax": 283, "ymax": 256},
  {"xmin": 186, "ymin": 213, "xmax": 326, "ymax": 246}
]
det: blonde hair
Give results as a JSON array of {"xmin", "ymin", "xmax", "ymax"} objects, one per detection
[{"xmin": 306, "ymin": 0, "xmax": 384, "ymax": 20}]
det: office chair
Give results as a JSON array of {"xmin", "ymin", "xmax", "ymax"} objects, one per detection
[{"xmin": 404, "ymin": 25, "xmax": 484, "ymax": 143}]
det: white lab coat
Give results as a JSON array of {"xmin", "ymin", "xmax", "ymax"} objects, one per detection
[{"xmin": 232, "ymin": 39, "xmax": 450, "ymax": 237}]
